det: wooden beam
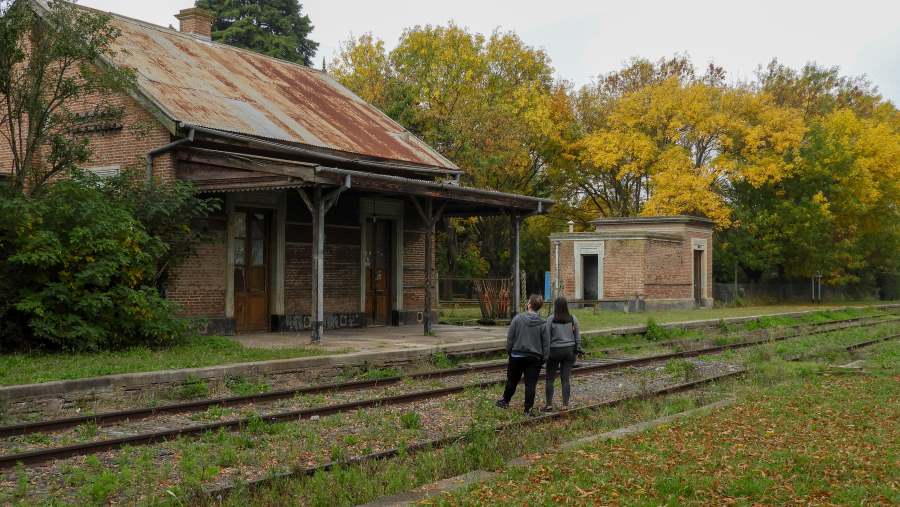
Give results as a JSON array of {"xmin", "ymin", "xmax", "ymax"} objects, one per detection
[{"xmin": 176, "ymin": 149, "xmax": 317, "ymax": 180}]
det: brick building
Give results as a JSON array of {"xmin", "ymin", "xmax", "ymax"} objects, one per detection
[
  {"xmin": 3, "ymin": 3, "xmax": 551, "ymax": 340},
  {"xmin": 549, "ymin": 216, "xmax": 714, "ymax": 310}
]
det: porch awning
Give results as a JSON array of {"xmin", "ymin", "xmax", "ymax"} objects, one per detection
[{"xmin": 175, "ymin": 147, "xmax": 553, "ymax": 215}]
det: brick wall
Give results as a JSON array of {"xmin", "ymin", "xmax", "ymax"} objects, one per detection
[
  {"xmin": 602, "ymin": 239, "xmax": 646, "ymax": 298},
  {"xmin": 285, "ymin": 227, "xmax": 362, "ymax": 315},
  {"xmin": 549, "ymin": 240, "xmax": 576, "ymax": 299},
  {"xmin": 166, "ymin": 218, "xmax": 228, "ymax": 317},
  {"xmin": 644, "ymin": 239, "xmax": 690, "ymax": 299},
  {"xmin": 0, "ymin": 88, "xmax": 176, "ymax": 183}
]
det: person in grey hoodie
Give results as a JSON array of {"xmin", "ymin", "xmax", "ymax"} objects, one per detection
[
  {"xmin": 543, "ymin": 297, "xmax": 582, "ymax": 411},
  {"xmin": 496, "ymin": 294, "xmax": 550, "ymax": 415}
]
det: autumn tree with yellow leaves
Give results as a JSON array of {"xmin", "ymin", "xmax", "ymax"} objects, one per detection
[
  {"xmin": 331, "ymin": 30, "xmax": 900, "ymax": 293},
  {"xmin": 330, "ymin": 25, "xmax": 572, "ymax": 286}
]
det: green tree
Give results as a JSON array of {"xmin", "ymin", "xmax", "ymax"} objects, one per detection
[
  {"xmin": 0, "ymin": 178, "xmax": 189, "ymax": 352},
  {"xmin": 196, "ymin": 0, "xmax": 318, "ymax": 66},
  {"xmin": 0, "ymin": 0, "xmax": 133, "ymax": 195},
  {"xmin": 98, "ymin": 171, "xmax": 222, "ymax": 292},
  {"xmin": 717, "ymin": 61, "xmax": 900, "ymax": 285}
]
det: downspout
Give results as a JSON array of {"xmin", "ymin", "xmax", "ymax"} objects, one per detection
[
  {"xmin": 554, "ymin": 240, "xmax": 560, "ymax": 301},
  {"xmin": 146, "ymin": 128, "xmax": 195, "ymax": 183}
]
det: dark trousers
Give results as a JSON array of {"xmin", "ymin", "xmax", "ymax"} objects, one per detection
[
  {"xmin": 502, "ymin": 355, "xmax": 543, "ymax": 412},
  {"xmin": 545, "ymin": 346, "xmax": 576, "ymax": 406}
]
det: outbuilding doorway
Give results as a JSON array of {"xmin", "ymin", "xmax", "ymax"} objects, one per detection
[
  {"xmin": 693, "ymin": 249, "xmax": 704, "ymax": 306},
  {"xmin": 582, "ymin": 254, "xmax": 599, "ymax": 301}
]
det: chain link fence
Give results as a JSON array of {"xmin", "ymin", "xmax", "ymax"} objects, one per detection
[{"xmin": 714, "ymin": 280, "xmax": 885, "ymax": 305}]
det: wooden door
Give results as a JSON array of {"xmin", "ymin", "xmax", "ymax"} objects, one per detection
[
  {"xmin": 693, "ymin": 249, "xmax": 703, "ymax": 306},
  {"xmin": 234, "ymin": 210, "xmax": 270, "ymax": 333},
  {"xmin": 365, "ymin": 219, "xmax": 393, "ymax": 325}
]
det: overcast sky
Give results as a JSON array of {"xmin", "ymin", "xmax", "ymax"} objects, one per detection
[{"xmin": 80, "ymin": 0, "xmax": 900, "ymax": 104}]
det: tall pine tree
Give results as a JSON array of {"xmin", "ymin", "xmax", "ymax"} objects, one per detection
[{"xmin": 195, "ymin": 0, "xmax": 318, "ymax": 66}]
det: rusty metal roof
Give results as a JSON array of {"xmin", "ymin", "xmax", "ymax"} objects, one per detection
[{"xmin": 102, "ymin": 12, "xmax": 458, "ymax": 171}]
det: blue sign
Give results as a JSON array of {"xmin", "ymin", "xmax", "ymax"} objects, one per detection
[{"xmin": 544, "ymin": 271, "xmax": 551, "ymax": 301}]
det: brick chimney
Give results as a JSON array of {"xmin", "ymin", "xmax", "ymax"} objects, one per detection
[{"xmin": 175, "ymin": 8, "xmax": 215, "ymax": 40}]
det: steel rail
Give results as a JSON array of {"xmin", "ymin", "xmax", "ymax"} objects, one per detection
[
  {"xmin": 0, "ymin": 319, "xmax": 895, "ymax": 470},
  {"xmin": 200, "ymin": 368, "xmax": 747, "ymax": 499},
  {"xmin": 845, "ymin": 333, "xmax": 899, "ymax": 351},
  {"xmin": 0, "ymin": 315, "xmax": 893, "ymax": 440},
  {"xmin": 787, "ymin": 332, "xmax": 900, "ymax": 362}
]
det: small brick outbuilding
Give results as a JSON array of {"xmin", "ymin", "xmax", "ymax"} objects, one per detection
[{"xmin": 549, "ymin": 216, "xmax": 714, "ymax": 310}]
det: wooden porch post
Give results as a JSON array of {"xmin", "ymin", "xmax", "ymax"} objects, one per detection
[
  {"xmin": 297, "ymin": 177, "xmax": 350, "ymax": 344},
  {"xmin": 511, "ymin": 214, "xmax": 521, "ymax": 317},
  {"xmin": 311, "ymin": 186, "xmax": 325, "ymax": 342},
  {"xmin": 424, "ymin": 198, "xmax": 434, "ymax": 335},
  {"xmin": 410, "ymin": 197, "xmax": 446, "ymax": 336}
]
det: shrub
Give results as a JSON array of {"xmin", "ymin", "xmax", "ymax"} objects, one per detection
[
  {"xmin": 399, "ymin": 411, "xmax": 422, "ymax": 430},
  {"xmin": 173, "ymin": 375, "xmax": 209, "ymax": 400},
  {"xmin": 644, "ymin": 318, "xmax": 669, "ymax": 341},
  {"xmin": 0, "ymin": 179, "xmax": 189, "ymax": 351},
  {"xmin": 664, "ymin": 359, "xmax": 697, "ymax": 382},
  {"xmin": 97, "ymin": 171, "xmax": 220, "ymax": 292},
  {"xmin": 430, "ymin": 350, "xmax": 455, "ymax": 369}
]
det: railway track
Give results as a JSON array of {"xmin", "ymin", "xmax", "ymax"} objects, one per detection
[
  {"xmin": 202, "ymin": 329, "xmax": 900, "ymax": 500},
  {"xmin": 0, "ymin": 313, "xmax": 890, "ymax": 440},
  {"xmin": 445, "ymin": 310, "xmax": 899, "ymax": 361},
  {"xmin": 0, "ymin": 317, "xmax": 895, "ymax": 470},
  {"xmin": 201, "ymin": 368, "xmax": 747, "ymax": 499}
]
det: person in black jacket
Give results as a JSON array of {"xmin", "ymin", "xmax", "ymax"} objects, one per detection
[
  {"xmin": 496, "ymin": 294, "xmax": 550, "ymax": 415},
  {"xmin": 543, "ymin": 297, "xmax": 582, "ymax": 411}
]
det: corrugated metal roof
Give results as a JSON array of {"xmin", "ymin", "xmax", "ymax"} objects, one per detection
[{"xmin": 103, "ymin": 12, "xmax": 458, "ymax": 171}]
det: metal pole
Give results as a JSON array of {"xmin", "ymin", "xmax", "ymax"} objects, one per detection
[
  {"xmin": 423, "ymin": 199, "xmax": 434, "ymax": 335},
  {"xmin": 511, "ymin": 215, "xmax": 521, "ymax": 316},
  {"xmin": 554, "ymin": 240, "xmax": 560, "ymax": 301}
]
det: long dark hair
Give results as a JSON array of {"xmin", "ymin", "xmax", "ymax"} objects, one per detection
[{"xmin": 553, "ymin": 297, "xmax": 573, "ymax": 324}]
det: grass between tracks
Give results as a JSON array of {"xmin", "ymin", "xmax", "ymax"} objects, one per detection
[
  {"xmin": 0, "ymin": 320, "xmax": 897, "ymax": 506},
  {"xmin": 220, "ymin": 324, "xmax": 899, "ymax": 507},
  {"xmin": 446, "ymin": 347, "xmax": 900, "ymax": 506}
]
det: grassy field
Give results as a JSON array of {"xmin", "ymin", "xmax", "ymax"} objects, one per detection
[
  {"xmin": 439, "ymin": 301, "xmax": 895, "ymax": 330},
  {"xmin": 449, "ymin": 367, "xmax": 899, "ymax": 505},
  {"xmin": 0, "ymin": 336, "xmax": 331, "ymax": 386}
]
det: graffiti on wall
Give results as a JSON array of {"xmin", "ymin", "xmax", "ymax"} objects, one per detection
[{"xmin": 277, "ymin": 313, "xmax": 365, "ymax": 331}]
